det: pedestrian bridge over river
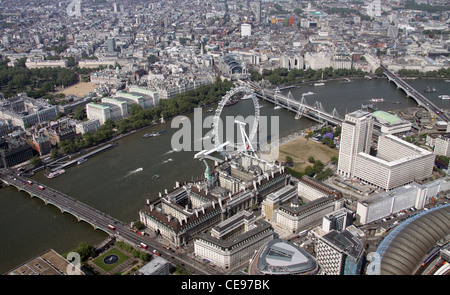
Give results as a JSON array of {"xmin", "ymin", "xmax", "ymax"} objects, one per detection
[{"xmin": 244, "ymin": 80, "xmax": 343, "ymax": 126}]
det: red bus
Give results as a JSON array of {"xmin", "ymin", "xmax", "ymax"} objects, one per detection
[
  {"xmin": 140, "ymin": 243, "xmax": 148, "ymax": 249},
  {"xmin": 108, "ymin": 225, "xmax": 116, "ymax": 230}
]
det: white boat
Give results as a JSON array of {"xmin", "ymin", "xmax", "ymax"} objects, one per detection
[
  {"xmin": 314, "ymin": 82, "xmax": 324, "ymax": 86},
  {"xmin": 371, "ymin": 98, "xmax": 385, "ymax": 102},
  {"xmin": 302, "ymin": 92, "xmax": 314, "ymax": 96},
  {"xmin": 274, "ymin": 105, "xmax": 282, "ymax": 110},
  {"xmin": 46, "ymin": 169, "xmax": 65, "ymax": 179},
  {"xmin": 241, "ymin": 94, "xmax": 253, "ymax": 100},
  {"xmin": 439, "ymin": 95, "xmax": 450, "ymax": 100},
  {"xmin": 77, "ymin": 158, "xmax": 87, "ymax": 165}
]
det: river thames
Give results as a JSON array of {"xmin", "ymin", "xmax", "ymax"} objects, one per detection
[{"xmin": 0, "ymin": 77, "xmax": 449, "ymax": 273}]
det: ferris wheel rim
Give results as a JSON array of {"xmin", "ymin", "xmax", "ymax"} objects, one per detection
[{"xmin": 212, "ymin": 85, "xmax": 260, "ymax": 153}]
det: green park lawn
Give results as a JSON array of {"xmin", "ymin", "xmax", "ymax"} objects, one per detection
[{"xmin": 92, "ymin": 248, "xmax": 130, "ymax": 272}]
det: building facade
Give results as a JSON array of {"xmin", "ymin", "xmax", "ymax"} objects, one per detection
[
  {"xmin": 275, "ymin": 195, "xmax": 344, "ymax": 234},
  {"xmin": 193, "ymin": 211, "xmax": 274, "ymax": 269},
  {"xmin": 337, "ymin": 110, "xmax": 373, "ymax": 178},
  {"xmin": 315, "ymin": 229, "xmax": 364, "ymax": 275},
  {"xmin": 338, "ymin": 110, "xmax": 434, "ymax": 190},
  {"xmin": 0, "ymin": 94, "xmax": 58, "ymax": 129}
]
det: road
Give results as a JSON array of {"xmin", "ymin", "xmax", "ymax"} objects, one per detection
[{"xmin": 381, "ymin": 65, "xmax": 450, "ymax": 122}]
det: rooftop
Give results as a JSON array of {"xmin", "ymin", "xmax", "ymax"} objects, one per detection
[
  {"xmin": 250, "ymin": 239, "xmax": 318, "ymax": 275},
  {"xmin": 372, "ymin": 110, "xmax": 403, "ymax": 125}
]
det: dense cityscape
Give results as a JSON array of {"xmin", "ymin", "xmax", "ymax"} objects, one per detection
[{"xmin": 0, "ymin": 0, "xmax": 449, "ymax": 281}]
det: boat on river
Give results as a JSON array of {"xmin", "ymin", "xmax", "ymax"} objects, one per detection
[
  {"xmin": 77, "ymin": 158, "xmax": 87, "ymax": 165},
  {"xmin": 46, "ymin": 169, "xmax": 65, "ymax": 179},
  {"xmin": 225, "ymin": 99, "xmax": 238, "ymax": 107},
  {"xmin": 144, "ymin": 130, "xmax": 167, "ymax": 138},
  {"xmin": 424, "ymin": 86, "xmax": 437, "ymax": 93}
]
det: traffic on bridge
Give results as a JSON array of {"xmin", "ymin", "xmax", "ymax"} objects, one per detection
[
  {"xmin": 0, "ymin": 169, "xmax": 213, "ymax": 275},
  {"xmin": 381, "ymin": 65, "xmax": 450, "ymax": 122}
]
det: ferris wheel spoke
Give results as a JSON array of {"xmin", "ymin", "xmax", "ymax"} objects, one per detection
[{"xmin": 212, "ymin": 85, "xmax": 260, "ymax": 156}]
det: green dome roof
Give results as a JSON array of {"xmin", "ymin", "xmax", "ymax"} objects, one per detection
[{"xmin": 372, "ymin": 110, "xmax": 402, "ymax": 124}]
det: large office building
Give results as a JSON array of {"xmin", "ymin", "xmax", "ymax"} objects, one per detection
[
  {"xmin": 7, "ymin": 249, "xmax": 84, "ymax": 275},
  {"xmin": 193, "ymin": 211, "xmax": 274, "ymax": 269},
  {"xmin": 322, "ymin": 208, "xmax": 354, "ymax": 233},
  {"xmin": 0, "ymin": 93, "xmax": 58, "ymax": 129},
  {"xmin": 337, "ymin": 110, "xmax": 373, "ymax": 179},
  {"xmin": 136, "ymin": 256, "xmax": 171, "ymax": 275},
  {"xmin": 75, "ymin": 118, "xmax": 100, "ymax": 135},
  {"xmin": 241, "ymin": 23, "xmax": 252, "ymax": 37},
  {"xmin": 140, "ymin": 154, "xmax": 290, "ymax": 248},
  {"xmin": 0, "ymin": 137, "xmax": 34, "ymax": 168},
  {"xmin": 261, "ymin": 184, "xmax": 297, "ymax": 222},
  {"xmin": 432, "ymin": 133, "xmax": 450, "ymax": 157},
  {"xmin": 338, "ymin": 110, "xmax": 435, "ymax": 190},
  {"xmin": 115, "ymin": 86, "xmax": 159, "ymax": 109},
  {"xmin": 274, "ymin": 194, "xmax": 344, "ymax": 234},
  {"xmin": 297, "ymin": 175, "xmax": 343, "ymax": 202},
  {"xmin": 87, "ymin": 86, "xmax": 159, "ymax": 125},
  {"xmin": 25, "ymin": 59, "xmax": 68, "ymax": 69},
  {"xmin": 86, "ymin": 97, "xmax": 128, "ymax": 125},
  {"xmin": 356, "ymin": 178, "xmax": 450, "ymax": 224},
  {"xmin": 248, "ymin": 239, "xmax": 319, "ymax": 275},
  {"xmin": 315, "ymin": 229, "xmax": 365, "ymax": 275},
  {"xmin": 371, "ymin": 110, "xmax": 411, "ymax": 136}
]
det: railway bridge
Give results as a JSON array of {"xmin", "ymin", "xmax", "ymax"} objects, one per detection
[{"xmin": 244, "ymin": 80, "xmax": 343, "ymax": 126}]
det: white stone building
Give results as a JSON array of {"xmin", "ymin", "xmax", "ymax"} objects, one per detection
[
  {"xmin": 193, "ymin": 211, "xmax": 274, "ymax": 269},
  {"xmin": 338, "ymin": 110, "xmax": 434, "ymax": 190}
]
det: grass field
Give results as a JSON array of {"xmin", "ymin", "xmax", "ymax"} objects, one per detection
[
  {"xmin": 56, "ymin": 82, "xmax": 98, "ymax": 97},
  {"xmin": 263, "ymin": 136, "xmax": 338, "ymax": 172},
  {"xmin": 92, "ymin": 248, "xmax": 130, "ymax": 272}
]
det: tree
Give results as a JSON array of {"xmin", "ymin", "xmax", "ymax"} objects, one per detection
[
  {"xmin": 375, "ymin": 67, "xmax": 384, "ymax": 77},
  {"xmin": 29, "ymin": 156, "xmax": 42, "ymax": 167},
  {"xmin": 304, "ymin": 166, "xmax": 314, "ymax": 176},
  {"xmin": 285, "ymin": 156, "xmax": 294, "ymax": 166},
  {"xmin": 313, "ymin": 160, "xmax": 324, "ymax": 174},
  {"xmin": 50, "ymin": 148, "xmax": 58, "ymax": 158},
  {"xmin": 308, "ymin": 156, "xmax": 315, "ymax": 164},
  {"xmin": 73, "ymin": 106, "xmax": 86, "ymax": 120},
  {"xmin": 316, "ymin": 168, "xmax": 333, "ymax": 181},
  {"xmin": 71, "ymin": 241, "xmax": 95, "ymax": 262},
  {"xmin": 331, "ymin": 156, "xmax": 338, "ymax": 164}
]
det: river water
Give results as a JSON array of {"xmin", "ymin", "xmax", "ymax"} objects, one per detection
[{"xmin": 0, "ymin": 77, "xmax": 449, "ymax": 273}]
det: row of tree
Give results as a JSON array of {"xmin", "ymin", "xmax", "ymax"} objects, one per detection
[
  {"xmin": 0, "ymin": 56, "xmax": 110, "ymax": 99},
  {"xmin": 285, "ymin": 155, "xmax": 338, "ymax": 182},
  {"xmin": 397, "ymin": 68, "xmax": 450, "ymax": 79},
  {"xmin": 56, "ymin": 79, "xmax": 234, "ymax": 154},
  {"xmin": 249, "ymin": 67, "xmax": 368, "ymax": 86},
  {"xmin": 0, "ymin": 58, "xmax": 78, "ymax": 98}
]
